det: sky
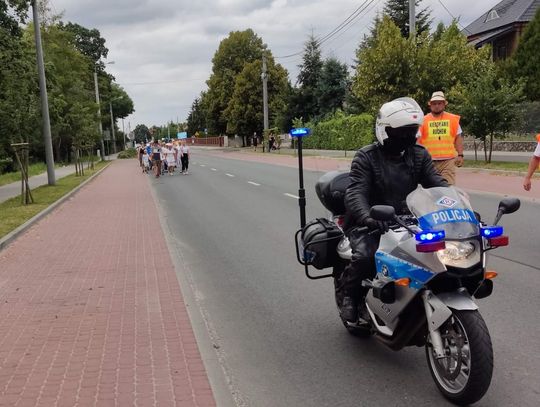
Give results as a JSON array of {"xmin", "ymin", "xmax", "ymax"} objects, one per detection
[{"xmin": 48, "ymin": 0, "xmax": 497, "ymax": 130}]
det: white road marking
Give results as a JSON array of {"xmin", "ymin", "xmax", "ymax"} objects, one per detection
[
  {"xmin": 200, "ymin": 164, "xmax": 206, "ymax": 167},
  {"xmin": 248, "ymin": 181, "xmax": 260, "ymax": 186},
  {"xmin": 284, "ymin": 193, "xmax": 299, "ymax": 199},
  {"xmin": 211, "ymin": 168, "xmax": 217, "ymax": 171},
  {"xmin": 226, "ymin": 173, "xmax": 235, "ymax": 177}
]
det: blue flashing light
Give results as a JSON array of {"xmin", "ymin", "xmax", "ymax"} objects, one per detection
[
  {"xmin": 481, "ymin": 226, "xmax": 503, "ymax": 238},
  {"xmin": 415, "ymin": 230, "xmax": 445, "ymax": 242},
  {"xmin": 289, "ymin": 127, "xmax": 311, "ymax": 137}
]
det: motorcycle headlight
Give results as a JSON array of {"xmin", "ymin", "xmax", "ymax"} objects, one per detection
[{"xmin": 437, "ymin": 241, "xmax": 479, "ymax": 268}]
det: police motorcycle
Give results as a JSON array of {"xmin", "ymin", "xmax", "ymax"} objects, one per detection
[{"xmin": 292, "ymin": 131, "xmax": 520, "ymax": 405}]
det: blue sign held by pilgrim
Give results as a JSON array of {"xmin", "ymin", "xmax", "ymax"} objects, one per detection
[
  {"xmin": 289, "ymin": 127, "xmax": 311, "ymax": 138},
  {"xmin": 177, "ymin": 132, "xmax": 187, "ymax": 139}
]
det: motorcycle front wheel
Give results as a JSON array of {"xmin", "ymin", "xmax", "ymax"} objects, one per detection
[{"xmin": 426, "ymin": 310, "xmax": 493, "ymax": 406}]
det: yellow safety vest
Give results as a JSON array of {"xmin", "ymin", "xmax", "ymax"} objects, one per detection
[{"xmin": 419, "ymin": 112, "xmax": 461, "ymax": 160}]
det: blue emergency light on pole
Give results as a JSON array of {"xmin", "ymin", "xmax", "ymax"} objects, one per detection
[{"xmin": 290, "ymin": 127, "xmax": 311, "ymax": 228}]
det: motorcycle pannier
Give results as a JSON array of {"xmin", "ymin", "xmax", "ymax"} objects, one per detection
[{"xmin": 301, "ymin": 218, "xmax": 343, "ymax": 270}]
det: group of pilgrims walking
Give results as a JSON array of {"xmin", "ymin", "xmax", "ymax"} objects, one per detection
[{"xmin": 137, "ymin": 139, "xmax": 190, "ymax": 178}]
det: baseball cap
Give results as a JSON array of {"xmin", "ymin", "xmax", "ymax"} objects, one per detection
[{"xmin": 430, "ymin": 91, "xmax": 447, "ymax": 103}]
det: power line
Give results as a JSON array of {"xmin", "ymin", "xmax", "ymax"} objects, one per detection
[
  {"xmin": 437, "ymin": 0, "xmax": 472, "ymax": 34},
  {"xmin": 275, "ymin": 0, "xmax": 375, "ymax": 59}
]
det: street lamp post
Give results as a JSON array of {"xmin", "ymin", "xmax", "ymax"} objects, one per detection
[
  {"xmin": 94, "ymin": 61, "xmax": 114, "ymax": 160},
  {"xmin": 32, "ymin": 0, "xmax": 55, "ymax": 185},
  {"xmin": 109, "ymin": 96, "xmax": 123, "ymax": 154}
]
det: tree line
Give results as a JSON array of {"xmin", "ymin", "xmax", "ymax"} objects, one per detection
[
  {"xmin": 184, "ymin": 0, "xmax": 540, "ymax": 160},
  {"xmin": 0, "ymin": 0, "xmax": 134, "ymax": 173}
]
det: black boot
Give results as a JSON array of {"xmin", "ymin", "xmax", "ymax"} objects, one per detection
[{"xmin": 341, "ymin": 296, "xmax": 358, "ymax": 323}]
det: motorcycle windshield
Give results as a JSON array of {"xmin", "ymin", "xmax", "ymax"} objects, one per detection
[{"xmin": 406, "ymin": 186, "xmax": 479, "ymax": 239}]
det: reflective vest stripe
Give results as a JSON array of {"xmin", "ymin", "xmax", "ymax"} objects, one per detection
[{"xmin": 419, "ymin": 112, "xmax": 460, "ymax": 159}]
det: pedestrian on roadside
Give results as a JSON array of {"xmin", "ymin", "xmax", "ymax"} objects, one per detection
[
  {"xmin": 523, "ymin": 133, "xmax": 540, "ymax": 191},
  {"xmin": 252, "ymin": 132, "xmax": 258, "ymax": 151},
  {"xmin": 269, "ymin": 132, "xmax": 276, "ymax": 152},
  {"xmin": 151, "ymin": 140, "xmax": 162, "ymax": 178},
  {"xmin": 137, "ymin": 144, "xmax": 145, "ymax": 168},
  {"xmin": 180, "ymin": 140, "xmax": 190, "ymax": 174},
  {"xmin": 142, "ymin": 150, "xmax": 150, "ymax": 174},
  {"xmin": 165, "ymin": 143, "xmax": 176, "ymax": 175},
  {"xmin": 418, "ymin": 91, "xmax": 464, "ymax": 185}
]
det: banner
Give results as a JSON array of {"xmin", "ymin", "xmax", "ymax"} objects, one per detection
[{"xmin": 177, "ymin": 132, "xmax": 187, "ymax": 139}]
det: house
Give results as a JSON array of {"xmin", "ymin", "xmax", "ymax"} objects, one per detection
[{"xmin": 464, "ymin": 0, "xmax": 540, "ymax": 60}]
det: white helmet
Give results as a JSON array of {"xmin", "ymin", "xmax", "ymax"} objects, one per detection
[{"xmin": 375, "ymin": 97, "xmax": 424, "ymax": 145}]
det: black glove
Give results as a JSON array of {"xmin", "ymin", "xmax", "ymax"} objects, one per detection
[{"xmin": 364, "ymin": 217, "xmax": 390, "ymax": 234}]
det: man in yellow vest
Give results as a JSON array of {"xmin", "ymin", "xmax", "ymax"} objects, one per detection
[
  {"xmin": 523, "ymin": 133, "xmax": 540, "ymax": 191},
  {"xmin": 418, "ymin": 91, "xmax": 464, "ymax": 185}
]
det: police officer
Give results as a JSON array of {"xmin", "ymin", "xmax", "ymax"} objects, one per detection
[{"xmin": 340, "ymin": 97, "xmax": 448, "ymax": 322}]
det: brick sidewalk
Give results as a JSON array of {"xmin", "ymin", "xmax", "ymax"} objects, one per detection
[{"xmin": 0, "ymin": 160, "xmax": 216, "ymax": 407}]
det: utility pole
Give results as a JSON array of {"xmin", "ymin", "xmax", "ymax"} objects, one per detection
[
  {"xmin": 109, "ymin": 102, "xmax": 117, "ymax": 154},
  {"xmin": 262, "ymin": 53, "xmax": 269, "ymax": 133},
  {"xmin": 32, "ymin": 0, "xmax": 55, "ymax": 185},
  {"xmin": 122, "ymin": 118, "xmax": 126, "ymax": 149},
  {"xmin": 94, "ymin": 69, "xmax": 106, "ymax": 160},
  {"xmin": 409, "ymin": 0, "xmax": 416, "ymax": 39}
]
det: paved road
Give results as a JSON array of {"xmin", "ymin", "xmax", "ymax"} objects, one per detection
[{"xmin": 150, "ymin": 151, "xmax": 540, "ymax": 407}]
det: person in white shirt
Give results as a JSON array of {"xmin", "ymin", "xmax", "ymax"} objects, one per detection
[
  {"xmin": 180, "ymin": 140, "xmax": 190, "ymax": 174},
  {"xmin": 165, "ymin": 143, "xmax": 176, "ymax": 175},
  {"xmin": 523, "ymin": 133, "xmax": 540, "ymax": 191}
]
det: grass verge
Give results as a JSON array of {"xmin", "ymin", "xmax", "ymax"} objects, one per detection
[
  {"xmin": 0, "ymin": 161, "xmax": 108, "ymax": 239},
  {"xmin": 0, "ymin": 163, "xmax": 53, "ymax": 186},
  {"xmin": 462, "ymin": 160, "xmax": 530, "ymax": 172}
]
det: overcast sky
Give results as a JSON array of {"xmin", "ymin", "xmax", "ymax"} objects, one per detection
[{"xmin": 49, "ymin": 0, "xmax": 496, "ymax": 131}]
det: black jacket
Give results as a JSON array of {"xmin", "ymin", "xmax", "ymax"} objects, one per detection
[{"xmin": 344, "ymin": 143, "xmax": 448, "ymax": 231}]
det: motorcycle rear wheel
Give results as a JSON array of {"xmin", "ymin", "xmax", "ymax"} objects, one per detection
[{"xmin": 426, "ymin": 310, "xmax": 493, "ymax": 406}]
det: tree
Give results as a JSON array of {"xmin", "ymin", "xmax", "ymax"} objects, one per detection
[
  {"xmin": 450, "ymin": 64, "xmax": 524, "ymax": 163},
  {"xmin": 224, "ymin": 54, "xmax": 289, "ymax": 146},
  {"xmin": 0, "ymin": 0, "xmax": 30, "ymax": 35},
  {"xmin": 512, "ymin": 8, "xmax": 540, "ymax": 101},
  {"xmin": 383, "ymin": 0, "xmax": 431, "ymax": 38},
  {"xmin": 58, "ymin": 22, "xmax": 109, "ymax": 68},
  {"xmin": 316, "ymin": 58, "xmax": 349, "ymax": 117},
  {"xmin": 294, "ymin": 34, "xmax": 323, "ymax": 120},
  {"xmin": 205, "ymin": 29, "xmax": 265, "ymax": 135},
  {"xmin": 351, "ymin": 18, "xmax": 490, "ymax": 113},
  {"xmin": 187, "ymin": 94, "xmax": 207, "ymax": 135},
  {"xmin": 134, "ymin": 124, "xmax": 150, "ymax": 143}
]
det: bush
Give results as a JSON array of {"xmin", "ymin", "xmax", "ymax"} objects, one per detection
[
  {"xmin": 117, "ymin": 148, "xmax": 138, "ymax": 159},
  {"xmin": 302, "ymin": 112, "xmax": 375, "ymax": 150}
]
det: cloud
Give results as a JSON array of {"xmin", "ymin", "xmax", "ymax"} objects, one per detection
[{"xmin": 50, "ymin": 0, "xmax": 496, "ymax": 128}]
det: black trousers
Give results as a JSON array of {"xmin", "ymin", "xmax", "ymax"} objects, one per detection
[
  {"xmin": 181, "ymin": 154, "xmax": 189, "ymax": 172},
  {"xmin": 339, "ymin": 228, "xmax": 380, "ymax": 298}
]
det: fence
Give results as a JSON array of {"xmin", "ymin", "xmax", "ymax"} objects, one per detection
[{"xmin": 188, "ymin": 136, "xmax": 225, "ymax": 147}]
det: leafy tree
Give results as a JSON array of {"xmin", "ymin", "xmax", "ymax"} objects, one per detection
[
  {"xmin": 316, "ymin": 58, "xmax": 349, "ymax": 117},
  {"xmin": 0, "ymin": 0, "xmax": 30, "ymax": 35},
  {"xmin": 450, "ymin": 64, "xmax": 524, "ymax": 163},
  {"xmin": 133, "ymin": 124, "xmax": 150, "ymax": 144},
  {"xmin": 352, "ymin": 17, "xmax": 490, "ymax": 113},
  {"xmin": 294, "ymin": 34, "xmax": 323, "ymax": 120},
  {"xmin": 58, "ymin": 22, "xmax": 109, "ymax": 68},
  {"xmin": 383, "ymin": 0, "xmax": 431, "ymax": 38},
  {"xmin": 512, "ymin": 8, "xmax": 540, "ymax": 101},
  {"xmin": 205, "ymin": 29, "xmax": 265, "ymax": 134},
  {"xmin": 187, "ymin": 94, "xmax": 207, "ymax": 135},
  {"xmin": 224, "ymin": 54, "xmax": 289, "ymax": 146}
]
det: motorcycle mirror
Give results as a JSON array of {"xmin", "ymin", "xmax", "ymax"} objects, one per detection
[
  {"xmin": 498, "ymin": 198, "xmax": 520, "ymax": 215},
  {"xmin": 493, "ymin": 198, "xmax": 520, "ymax": 225},
  {"xmin": 370, "ymin": 205, "xmax": 395, "ymax": 221}
]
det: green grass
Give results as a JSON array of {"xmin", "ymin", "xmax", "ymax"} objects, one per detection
[
  {"xmin": 0, "ymin": 163, "xmax": 54, "ymax": 186},
  {"xmin": 462, "ymin": 160, "xmax": 529, "ymax": 172},
  {"xmin": 0, "ymin": 161, "xmax": 108, "ymax": 239}
]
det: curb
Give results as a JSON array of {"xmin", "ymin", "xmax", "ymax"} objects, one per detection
[{"xmin": 0, "ymin": 162, "xmax": 111, "ymax": 253}]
